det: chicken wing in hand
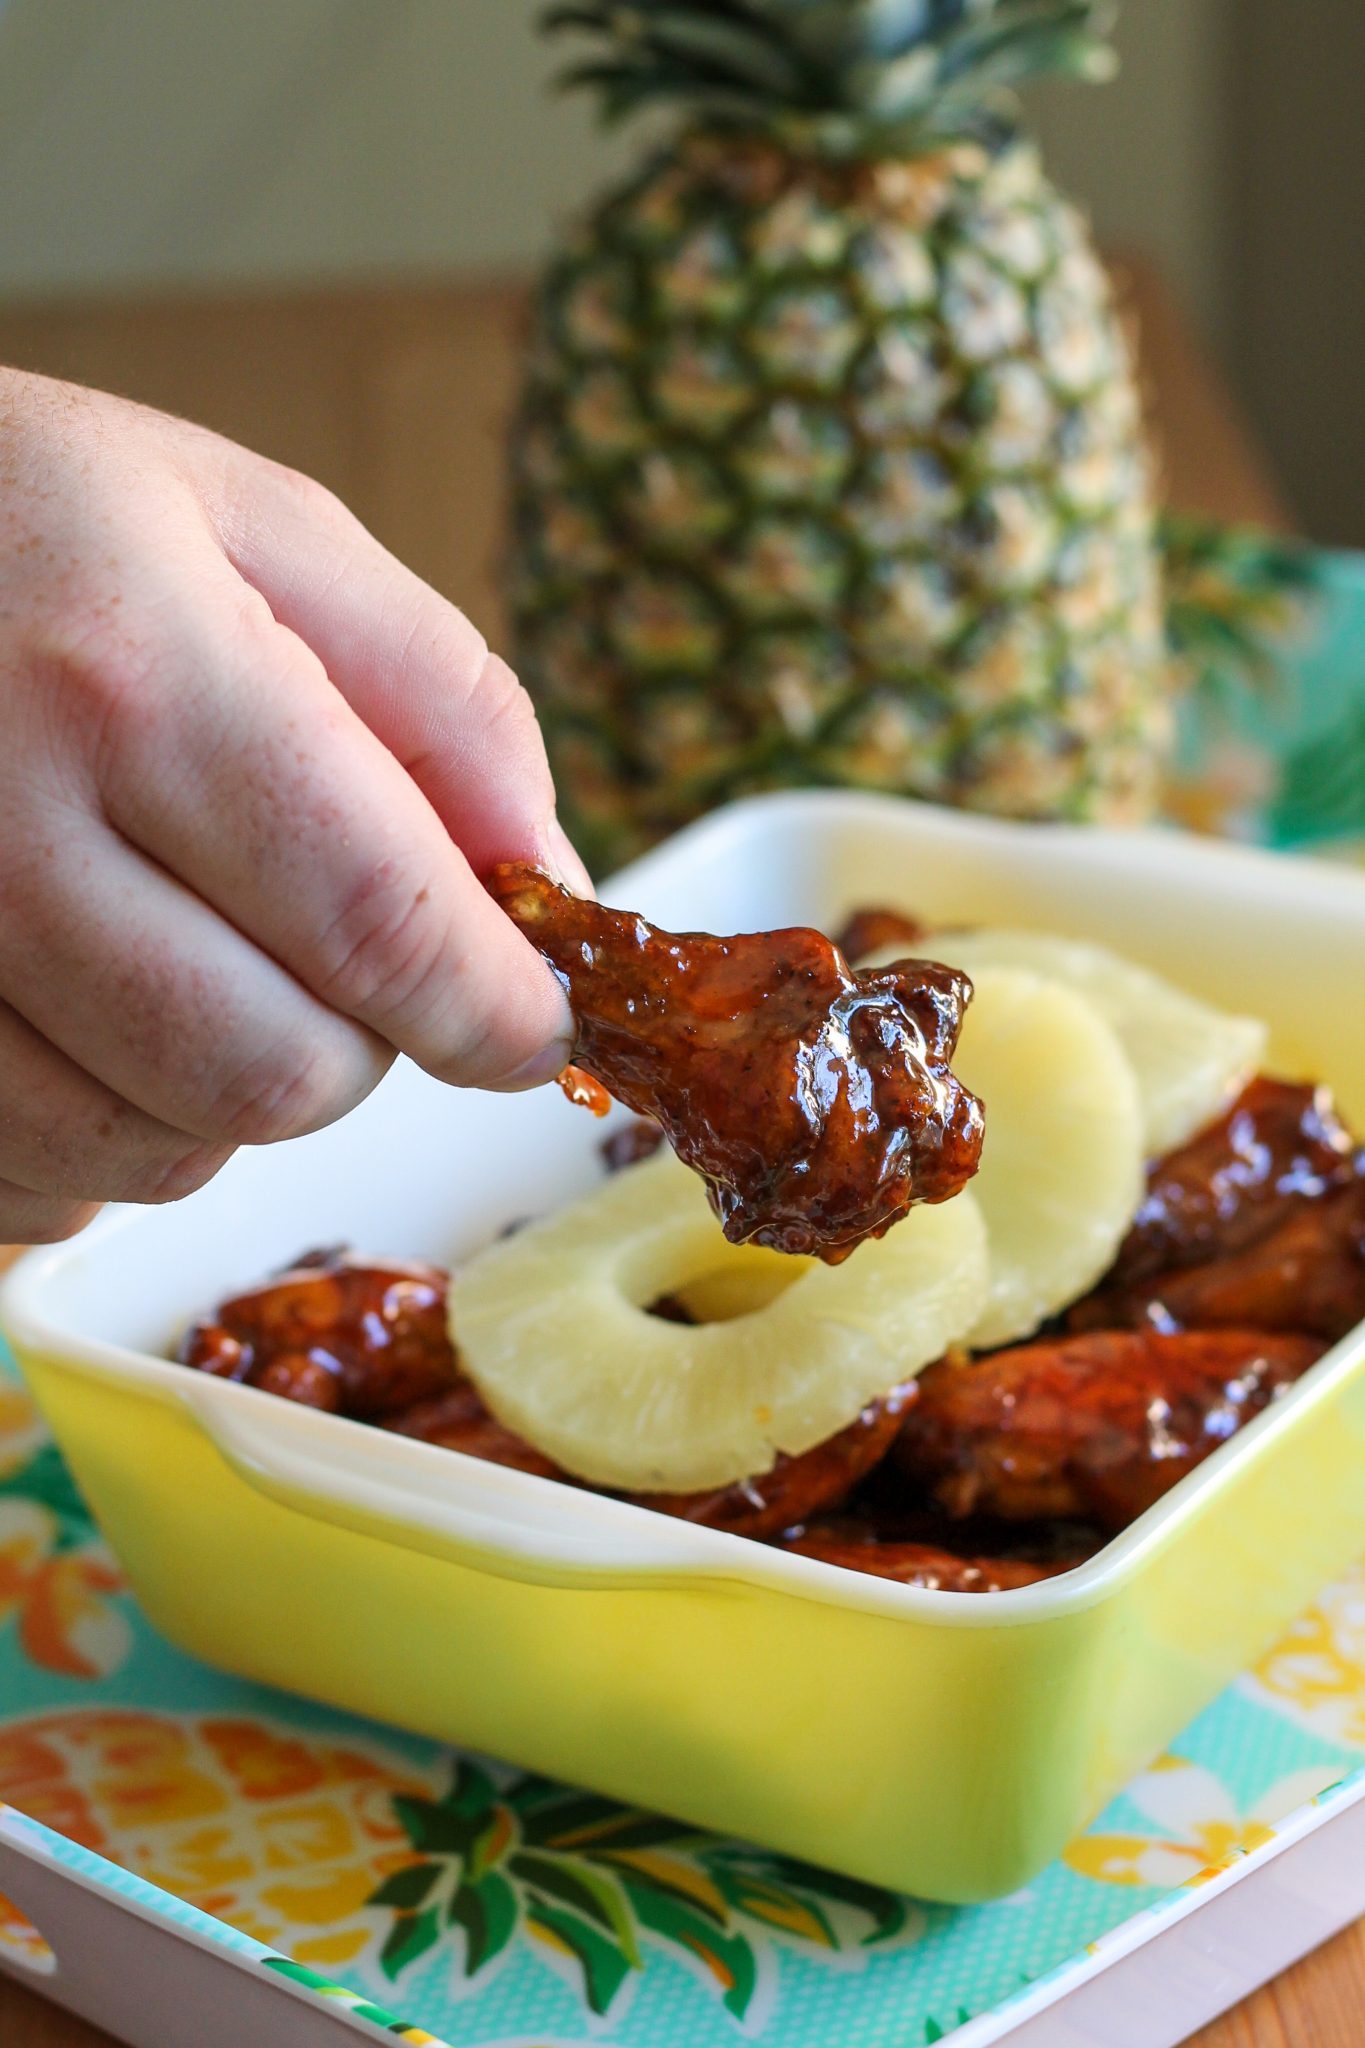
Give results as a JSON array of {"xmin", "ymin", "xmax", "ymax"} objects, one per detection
[{"xmin": 490, "ymin": 864, "xmax": 984, "ymax": 1261}]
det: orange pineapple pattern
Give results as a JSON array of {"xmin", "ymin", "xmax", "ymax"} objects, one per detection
[{"xmin": 0, "ymin": 1711, "xmax": 438, "ymax": 1970}]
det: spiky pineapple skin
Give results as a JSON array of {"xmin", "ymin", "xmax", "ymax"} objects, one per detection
[{"xmin": 510, "ymin": 129, "xmax": 1169, "ymax": 873}]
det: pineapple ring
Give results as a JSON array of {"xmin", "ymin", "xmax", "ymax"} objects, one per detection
[
  {"xmin": 862, "ymin": 929, "xmax": 1266, "ymax": 1156},
  {"xmin": 949, "ymin": 966, "xmax": 1144, "ymax": 1348},
  {"xmin": 452, "ymin": 1149, "xmax": 988, "ymax": 1494}
]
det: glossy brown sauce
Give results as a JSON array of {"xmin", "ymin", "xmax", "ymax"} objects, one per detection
[
  {"xmin": 1101, "ymin": 1182, "xmax": 1365, "ymax": 1342},
  {"xmin": 558, "ymin": 1066, "xmax": 613, "ymax": 1117},
  {"xmin": 179, "ymin": 1248, "xmax": 455, "ymax": 1418},
  {"xmin": 1071, "ymin": 1077, "xmax": 1365, "ymax": 1341},
  {"xmin": 637, "ymin": 1382, "xmax": 918, "ymax": 1539},
  {"xmin": 490, "ymin": 865, "xmax": 984, "ymax": 1262},
  {"xmin": 893, "ymin": 1327, "xmax": 1325, "ymax": 1531},
  {"xmin": 1107, "ymin": 1077, "xmax": 1358, "ymax": 1285}
]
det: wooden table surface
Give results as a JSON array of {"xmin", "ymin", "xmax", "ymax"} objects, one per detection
[
  {"xmin": 0, "ymin": 257, "xmax": 1288, "ymax": 649},
  {"xmin": 0, "ymin": 265, "xmax": 1357, "ymax": 2048}
]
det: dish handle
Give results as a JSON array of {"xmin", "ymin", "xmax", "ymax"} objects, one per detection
[{"xmin": 185, "ymin": 1383, "xmax": 727, "ymax": 1592}]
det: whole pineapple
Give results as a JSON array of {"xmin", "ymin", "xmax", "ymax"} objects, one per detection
[{"xmin": 509, "ymin": 0, "xmax": 1170, "ymax": 873}]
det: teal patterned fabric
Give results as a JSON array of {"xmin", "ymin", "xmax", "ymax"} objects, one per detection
[{"xmin": 1174, "ymin": 546, "xmax": 1365, "ymax": 855}]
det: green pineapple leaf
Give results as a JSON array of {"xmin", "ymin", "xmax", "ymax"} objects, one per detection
[
  {"xmin": 1160, "ymin": 513, "xmax": 1324, "ymax": 710},
  {"xmin": 444, "ymin": 1758, "xmax": 503, "ymax": 1815},
  {"xmin": 739, "ymin": 1850, "xmax": 910, "ymax": 1943},
  {"xmin": 625, "ymin": 1880, "xmax": 761, "ymax": 2018},
  {"xmin": 578, "ymin": 1811, "xmax": 710, "ymax": 1853},
  {"xmin": 519, "ymin": 1786, "xmax": 702, "ymax": 1854},
  {"xmin": 607, "ymin": 1852, "xmax": 730, "ymax": 1928},
  {"xmin": 378, "ymin": 1904, "xmax": 444, "ymax": 1981},
  {"xmin": 367, "ymin": 1861, "xmax": 441, "ymax": 1913},
  {"xmin": 840, "ymin": 2, "xmax": 986, "ymax": 65},
  {"xmin": 391, "ymin": 1793, "xmax": 482, "ymax": 1857},
  {"xmin": 524, "ymin": 1897, "xmax": 638, "ymax": 2016},
  {"xmin": 510, "ymin": 1850, "xmax": 643, "ymax": 1963},
  {"xmin": 503, "ymin": 1770, "xmax": 572, "ymax": 1813},
  {"xmin": 712, "ymin": 1867, "xmax": 839, "ymax": 1946},
  {"xmin": 576, "ymin": 7, "xmax": 812, "ymax": 96},
  {"xmin": 0, "ymin": 1443, "xmax": 94, "ymax": 1538},
  {"xmin": 556, "ymin": 58, "xmax": 768, "ymax": 125},
  {"xmin": 446, "ymin": 1869, "xmax": 521, "ymax": 1976}
]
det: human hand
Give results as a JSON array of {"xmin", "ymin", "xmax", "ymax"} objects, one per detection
[{"xmin": 0, "ymin": 368, "xmax": 589, "ymax": 1243}]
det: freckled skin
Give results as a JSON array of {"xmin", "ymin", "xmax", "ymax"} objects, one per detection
[
  {"xmin": 892, "ymin": 1328, "xmax": 1325, "ymax": 1530},
  {"xmin": 488, "ymin": 864, "xmax": 984, "ymax": 1261}
]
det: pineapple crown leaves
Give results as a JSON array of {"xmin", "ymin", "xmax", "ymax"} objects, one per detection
[
  {"xmin": 542, "ymin": 0, "xmax": 1119, "ymax": 150},
  {"xmin": 1159, "ymin": 512, "xmax": 1324, "ymax": 709}
]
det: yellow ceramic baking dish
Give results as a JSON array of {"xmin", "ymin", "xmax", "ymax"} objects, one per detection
[{"xmin": 4, "ymin": 793, "xmax": 1363, "ymax": 1904}]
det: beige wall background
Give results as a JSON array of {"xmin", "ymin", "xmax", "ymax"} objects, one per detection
[
  {"xmin": 0, "ymin": 0, "xmax": 1359, "ymax": 542},
  {"xmin": 0, "ymin": 0, "xmax": 1230, "ymax": 332},
  {"xmin": 1227, "ymin": 0, "xmax": 1365, "ymax": 550}
]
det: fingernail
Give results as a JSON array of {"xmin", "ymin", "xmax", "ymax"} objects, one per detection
[
  {"xmin": 546, "ymin": 818, "xmax": 596, "ymax": 899},
  {"xmin": 489, "ymin": 1036, "xmax": 577, "ymax": 1094}
]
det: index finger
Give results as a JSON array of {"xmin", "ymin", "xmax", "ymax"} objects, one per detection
[{"xmin": 210, "ymin": 458, "xmax": 593, "ymax": 894}]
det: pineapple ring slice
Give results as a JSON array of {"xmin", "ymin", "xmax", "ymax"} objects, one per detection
[
  {"xmin": 452, "ymin": 1149, "xmax": 988, "ymax": 1494},
  {"xmin": 862, "ymin": 928, "xmax": 1266, "ymax": 1157},
  {"xmin": 950, "ymin": 966, "xmax": 1144, "ymax": 1348}
]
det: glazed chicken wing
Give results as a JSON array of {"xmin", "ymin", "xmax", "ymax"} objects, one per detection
[
  {"xmin": 1103, "ymin": 1077, "xmax": 1359, "ymax": 1290},
  {"xmin": 780, "ymin": 1525, "xmax": 1066, "ymax": 1590},
  {"xmin": 1070, "ymin": 1077, "xmax": 1364, "ymax": 1341},
  {"xmin": 381, "ymin": 1380, "xmax": 563, "ymax": 1476},
  {"xmin": 386, "ymin": 1378, "xmax": 915, "ymax": 1538},
  {"xmin": 893, "ymin": 1328, "xmax": 1324, "ymax": 1531},
  {"xmin": 177, "ymin": 1248, "xmax": 456, "ymax": 1417},
  {"xmin": 389, "ymin": 1378, "xmax": 917, "ymax": 1538},
  {"xmin": 490, "ymin": 864, "xmax": 984, "ymax": 1261},
  {"xmin": 1086, "ymin": 1182, "xmax": 1365, "ymax": 1344}
]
